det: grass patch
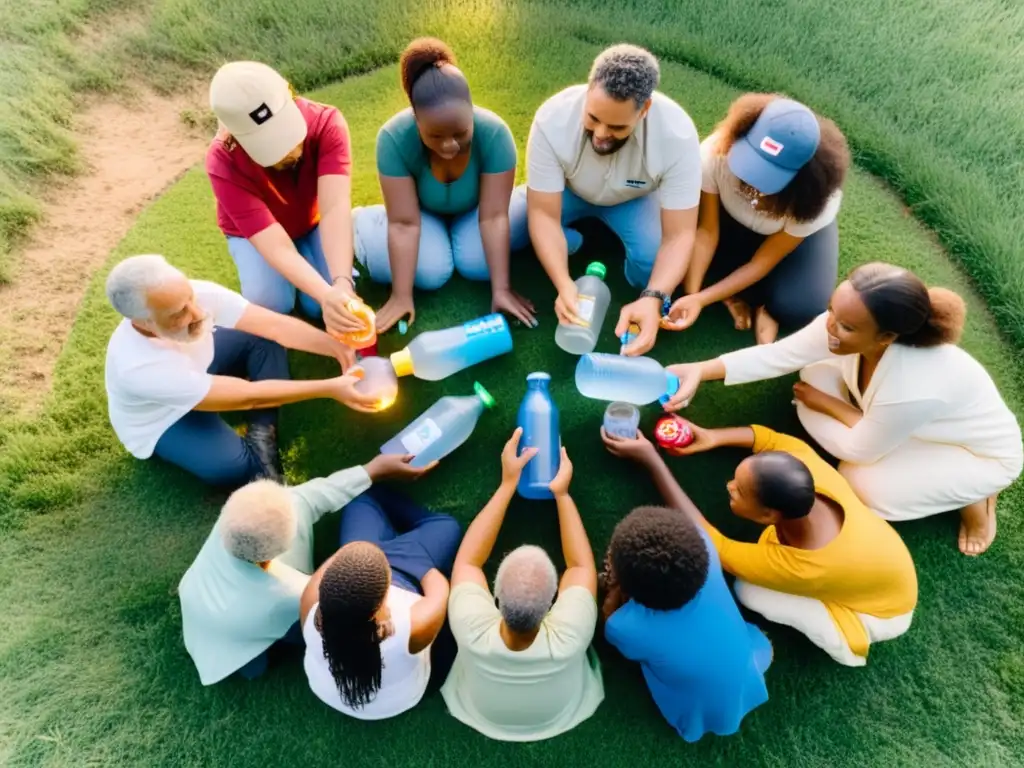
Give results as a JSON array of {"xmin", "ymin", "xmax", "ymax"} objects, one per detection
[{"xmin": 2, "ymin": 15, "xmax": 1023, "ymax": 766}]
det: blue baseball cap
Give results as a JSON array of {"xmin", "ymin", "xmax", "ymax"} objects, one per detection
[{"xmin": 727, "ymin": 98, "xmax": 820, "ymax": 195}]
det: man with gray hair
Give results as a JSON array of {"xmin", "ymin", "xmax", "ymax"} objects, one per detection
[
  {"xmin": 441, "ymin": 428, "xmax": 604, "ymax": 741},
  {"xmin": 104, "ymin": 254, "xmax": 376, "ymax": 487},
  {"xmin": 510, "ymin": 44, "xmax": 701, "ymax": 357},
  {"xmin": 178, "ymin": 451, "xmax": 434, "ymax": 684}
]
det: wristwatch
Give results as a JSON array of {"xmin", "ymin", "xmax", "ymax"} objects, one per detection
[{"xmin": 639, "ymin": 289, "xmax": 671, "ymax": 317}]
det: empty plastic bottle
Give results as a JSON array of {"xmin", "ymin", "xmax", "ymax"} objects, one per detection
[
  {"xmin": 575, "ymin": 353, "xmax": 680, "ymax": 406},
  {"xmin": 353, "ymin": 356, "xmax": 398, "ymax": 411},
  {"xmin": 555, "ymin": 262, "xmax": 611, "ymax": 355},
  {"xmin": 603, "ymin": 401, "xmax": 640, "ymax": 439},
  {"xmin": 390, "ymin": 314, "xmax": 513, "ymax": 381},
  {"xmin": 380, "ymin": 382, "xmax": 495, "ymax": 467},
  {"xmin": 516, "ymin": 373, "xmax": 561, "ymax": 500}
]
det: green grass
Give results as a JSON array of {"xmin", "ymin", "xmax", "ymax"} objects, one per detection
[{"xmin": 2, "ymin": 11, "xmax": 1024, "ymax": 766}]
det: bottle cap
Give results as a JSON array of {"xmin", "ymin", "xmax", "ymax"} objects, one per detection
[
  {"xmin": 526, "ymin": 372, "xmax": 551, "ymax": 382},
  {"xmin": 473, "ymin": 382, "xmax": 496, "ymax": 409},
  {"xmin": 585, "ymin": 262, "xmax": 607, "ymax": 280},
  {"xmin": 398, "ymin": 319, "xmax": 408, "ymax": 335},
  {"xmin": 389, "ymin": 347, "xmax": 414, "ymax": 378},
  {"xmin": 658, "ymin": 371, "xmax": 681, "ymax": 406}
]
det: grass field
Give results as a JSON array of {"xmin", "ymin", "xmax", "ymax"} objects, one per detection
[{"xmin": 2, "ymin": 3, "xmax": 1024, "ymax": 767}]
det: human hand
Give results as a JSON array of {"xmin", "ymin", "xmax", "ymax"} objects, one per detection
[
  {"xmin": 492, "ymin": 288, "xmax": 537, "ymax": 328},
  {"xmin": 333, "ymin": 341, "xmax": 356, "ymax": 373},
  {"xmin": 662, "ymin": 363, "xmax": 703, "ymax": 411},
  {"xmin": 601, "ymin": 428, "xmax": 660, "ymax": 466},
  {"xmin": 500, "ymin": 427, "xmax": 538, "ymax": 486},
  {"xmin": 365, "ymin": 453, "xmax": 438, "ymax": 481},
  {"xmin": 663, "ymin": 294, "xmax": 704, "ymax": 332},
  {"xmin": 554, "ymin": 283, "xmax": 584, "ymax": 326},
  {"xmin": 614, "ymin": 297, "xmax": 662, "ymax": 356},
  {"xmin": 328, "ymin": 373, "xmax": 379, "ymax": 413},
  {"xmin": 376, "ymin": 293, "xmax": 415, "ymax": 334},
  {"xmin": 548, "ymin": 446, "xmax": 573, "ymax": 497},
  {"xmin": 793, "ymin": 381, "xmax": 831, "ymax": 412},
  {"xmin": 322, "ymin": 281, "xmax": 366, "ymax": 335}
]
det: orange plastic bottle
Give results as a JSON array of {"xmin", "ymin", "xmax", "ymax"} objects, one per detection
[{"xmin": 337, "ymin": 299, "xmax": 378, "ymax": 351}]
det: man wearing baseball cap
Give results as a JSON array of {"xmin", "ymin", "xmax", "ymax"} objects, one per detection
[
  {"xmin": 666, "ymin": 94, "xmax": 850, "ymax": 345},
  {"xmin": 206, "ymin": 61, "xmax": 366, "ymax": 338}
]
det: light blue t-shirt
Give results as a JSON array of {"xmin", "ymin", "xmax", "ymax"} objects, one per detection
[
  {"xmin": 605, "ymin": 529, "xmax": 771, "ymax": 742},
  {"xmin": 376, "ymin": 106, "xmax": 517, "ymax": 216}
]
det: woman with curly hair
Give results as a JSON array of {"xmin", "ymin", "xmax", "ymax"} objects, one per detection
[
  {"xmin": 598, "ymin": 503, "xmax": 771, "ymax": 742},
  {"xmin": 299, "ymin": 485, "xmax": 462, "ymax": 718},
  {"xmin": 664, "ymin": 263, "xmax": 1023, "ymax": 555},
  {"xmin": 667, "ymin": 94, "xmax": 850, "ymax": 344},
  {"xmin": 353, "ymin": 38, "xmax": 534, "ymax": 332}
]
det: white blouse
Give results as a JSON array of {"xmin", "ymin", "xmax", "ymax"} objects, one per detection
[{"xmin": 719, "ymin": 313, "xmax": 1023, "ymax": 465}]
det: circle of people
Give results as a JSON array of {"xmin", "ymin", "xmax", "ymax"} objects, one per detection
[{"xmin": 100, "ymin": 39, "xmax": 1023, "ymax": 743}]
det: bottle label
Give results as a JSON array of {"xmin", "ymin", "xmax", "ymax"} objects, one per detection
[
  {"xmin": 463, "ymin": 314, "xmax": 506, "ymax": 339},
  {"xmin": 576, "ymin": 295, "xmax": 596, "ymax": 326},
  {"xmin": 401, "ymin": 418, "xmax": 443, "ymax": 455}
]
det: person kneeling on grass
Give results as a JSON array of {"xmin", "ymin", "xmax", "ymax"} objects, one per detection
[
  {"xmin": 595, "ymin": 494, "xmax": 771, "ymax": 741},
  {"xmin": 104, "ymin": 254, "xmax": 376, "ymax": 487},
  {"xmin": 440, "ymin": 429, "xmax": 604, "ymax": 742},
  {"xmin": 300, "ymin": 467, "xmax": 462, "ymax": 719},
  {"xmin": 178, "ymin": 452, "xmax": 431, "ymax": 685},
  {"xmin": 604, "ymin": 424, "xmax": 918, "ymax": 667}
]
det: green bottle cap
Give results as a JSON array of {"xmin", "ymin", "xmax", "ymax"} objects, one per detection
[
  {"xmin": 473, "ymin": 381, "xmax": 496, "ymax": 409},
  {"xmin": 585, "ymin": 261, "xmax": 607, "ymax": 280}
]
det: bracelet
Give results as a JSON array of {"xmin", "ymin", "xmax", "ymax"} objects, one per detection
[
  {"xmin": 332, "ymin": 275, "xmax": 355, "ymax": 287},
  {"xmin": 639, "ymin": 289, "xmax": 671, "ymax": 317}
]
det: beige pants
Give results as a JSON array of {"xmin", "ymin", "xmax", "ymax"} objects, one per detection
[{"xmin": 734, "ymin": 580, "xmax": 913, "ymax": 667}]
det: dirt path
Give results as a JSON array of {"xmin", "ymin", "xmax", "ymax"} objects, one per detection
[{"xmin": 1, "ymin": 86, "xmax": 210, "ymax": 416}]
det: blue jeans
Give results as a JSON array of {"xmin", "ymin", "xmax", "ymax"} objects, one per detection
[
  {"xmin": 237, "ymin": 620, "xmax": 304, "ymax": 680},
  {"xmin": 352, "ymin": 205, "xmax": 492, "ymax": 291},
  {"xmin": 227, "ymin": 226, "xmax": 333, "ymax": 317},
  {"xmin": 508, "ymin": 185, "xmax": 661, "ymax": 288},
  {"xmin": 152, "ymin": 328, "xmax": 289, "ymax": 487}
]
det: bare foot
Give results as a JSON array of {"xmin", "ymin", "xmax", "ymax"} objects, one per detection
[
  {"xmin": 754, "ymin": 306, "xmax": 780, "ymax": 345},
  {"xmin": 724, "ymin": 297, "xmax": 752, "ymax": 331},
  {"xmin": 958, "ymin": 495, "xmax": 997, "ymax": 556}
]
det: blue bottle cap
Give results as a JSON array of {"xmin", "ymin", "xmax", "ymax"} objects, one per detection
[
  {"xmin": 659, "ymin": 371, "xmax": 681, "ymax": 406},
  {"xmin": 398, "ymin": 319, "xmax": 408, "ymax": 335},
  {"xmin": 526, "ymin": 372, "xmax": 551, "ymax": 381}
]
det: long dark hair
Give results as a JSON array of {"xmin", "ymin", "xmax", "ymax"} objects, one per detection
[
  {"xmin": 849, "ymin": 262, "xmax": 966, "ymax": 347},
  {"xmin": 715, "ymin": 93, "xmax": 850, "ymax": 222},
  {"xmin": 316, "ymin": 543, "xmax": 391, "ymax": 709},
  {"xmin": 399, "ymin": 37, "xmax": 471, "ymax": 111}
]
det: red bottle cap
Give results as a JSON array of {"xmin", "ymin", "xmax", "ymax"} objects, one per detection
[{"xmin": 654, "ymin": 415, "xmax": 694, "ymax": 451}]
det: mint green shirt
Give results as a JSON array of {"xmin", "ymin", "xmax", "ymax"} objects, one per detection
[
  {"xmin": 178, "ymin": 467, "xmax": 372, "ymax": 685},
  {"xmin": 376, "ymin": 106, "xmax": 517, "ymax": 216},
  {"xmin": 441, "ymin": 583, "xmax": 605, "ymax": 741}
]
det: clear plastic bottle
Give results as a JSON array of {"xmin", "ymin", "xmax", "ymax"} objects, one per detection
[
  {"xmin": 353, "ymin": 356, "xmax": 398, "ymax": 411},
  {"xmin": 603, "ymin": 401, "xmax": 640, "ymax": 439},
  {"xmin": 555, "ymin": 262, "xmax": 611, "ymax": 355},
  {"xmin": 390, "ymin": 314, "xmax": 513, "ymax": 381},
  {"xmin": 575, "ymin": 353, "xmax": 680, "ymax": 406},
  {"xmin": 380, "ymin": 382, "xmax": 495, "ymax": 467},
  {"xmin": 516, "ymin": 373, "xmax": 561, "ymax": 500}
]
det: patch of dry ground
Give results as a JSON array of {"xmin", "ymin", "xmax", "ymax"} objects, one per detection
[{"xmin": 0, "ymin": 85, "xmax": 210, "ymax": 415}]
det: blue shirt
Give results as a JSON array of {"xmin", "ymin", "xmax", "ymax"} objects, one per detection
[{"xmin": 604, "ymin": 529, "xmax": 771, "ymax": 742}]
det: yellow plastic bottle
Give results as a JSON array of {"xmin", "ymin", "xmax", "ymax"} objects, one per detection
[{"xmin": 336, "ymin": 299, "xmax": 377, "ymax": 351}]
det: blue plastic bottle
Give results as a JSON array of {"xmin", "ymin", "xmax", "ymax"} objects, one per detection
[
  {"xmin": 575, "ymin": 353, "xmax": 680, "ymax": 405},
  {"xmin": 389, "ymin": 314, "xmax": 513, "ymax": 381},
  {"xmin": 380, "ymin": 382, "xmax": 495, "ymax": 467},
  {"xmin": 516, "ymin": 373, "xmax": 561, "ymax": 499}
]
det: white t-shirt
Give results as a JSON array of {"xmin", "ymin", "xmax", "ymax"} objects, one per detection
[
  {"xmin": 303, "ymin": 585, "xmax": 430, "ymax": 720},
  {"xmin": 105, "ymin": 280, "xmax": 249, "ymax": 459},
  {"xmin": 700, "ymin": 132, "xmax": 842, "ymax": 237},
  {"xmin": 526, "ymin": 84, "xmax": 701, "ymax": 210}
]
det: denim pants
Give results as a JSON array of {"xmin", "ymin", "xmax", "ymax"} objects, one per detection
[
  {"xmin": 227, "ymin": 225, "xmax": 333, "ymax": 317},
  {"xmin": 237, "ymin": 621, "xmax": 304, "ymax": 680},
  {"xmin": 508, "ymin": 184, "xmax": 662, "ymax": 288},
  {"xmin": 352, "ymin": 205, "xmax": 493, "ymax": 291},
  {"xmin": 151, "ymin": 328, "xmax": 289, "ymax": 487}
]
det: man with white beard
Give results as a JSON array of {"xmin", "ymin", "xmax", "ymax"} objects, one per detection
[{"xmin": 103, "ymin": 254, "xmax": 376, "ymax": 487}]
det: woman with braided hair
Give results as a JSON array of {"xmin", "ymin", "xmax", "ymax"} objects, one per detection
[
  {"xmin": 353, "ymin": 37, "xmax": 535, "ymax": 332},
  {"xmin": 300, "ymin": 485, "xmax": 461, "ymax": 718}
]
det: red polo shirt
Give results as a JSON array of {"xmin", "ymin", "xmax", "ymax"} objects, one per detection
[{"xmin": 206, "ymin": 98, "xmax": 352, "ymax": 240}]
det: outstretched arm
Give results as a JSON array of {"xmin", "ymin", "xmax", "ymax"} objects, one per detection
[
  {"xmin": 450, "ymin": 481, "xmax": 514, "ymax": 592},
  {"xmin": 549, "ymin": 449, "xmax": 597, "ymax": 596}
]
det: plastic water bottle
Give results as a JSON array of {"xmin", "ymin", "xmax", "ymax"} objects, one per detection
[
  {"xmin": 555, "ymin": 262, "xmax": 611, "ymax": 355},
  {"xmin": 380, "ymin": 382, "xmax": 495, "ymax": 467},
  {"xmin": 516, "ymin": 373, "xmax": 561, "ymax": 500},
  {"xmin": 603, "ymin": 402, "xmax": 640, "ymax": 439},
  {"xmin": 390, "ymin": 314, "xmax": 513, "ymax": 381},
  {"xmin": 575, "ymin": 353, "xmax": 680, "ymax": 406},
  {"xmin": 353, "ymin": 356, "xmax": 398, "ymax": 411}
]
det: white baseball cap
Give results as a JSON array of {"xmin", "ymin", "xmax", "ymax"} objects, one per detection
[{"xmin": 209, "ymin": 61, "xmax": 308, "ymax": 167}]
